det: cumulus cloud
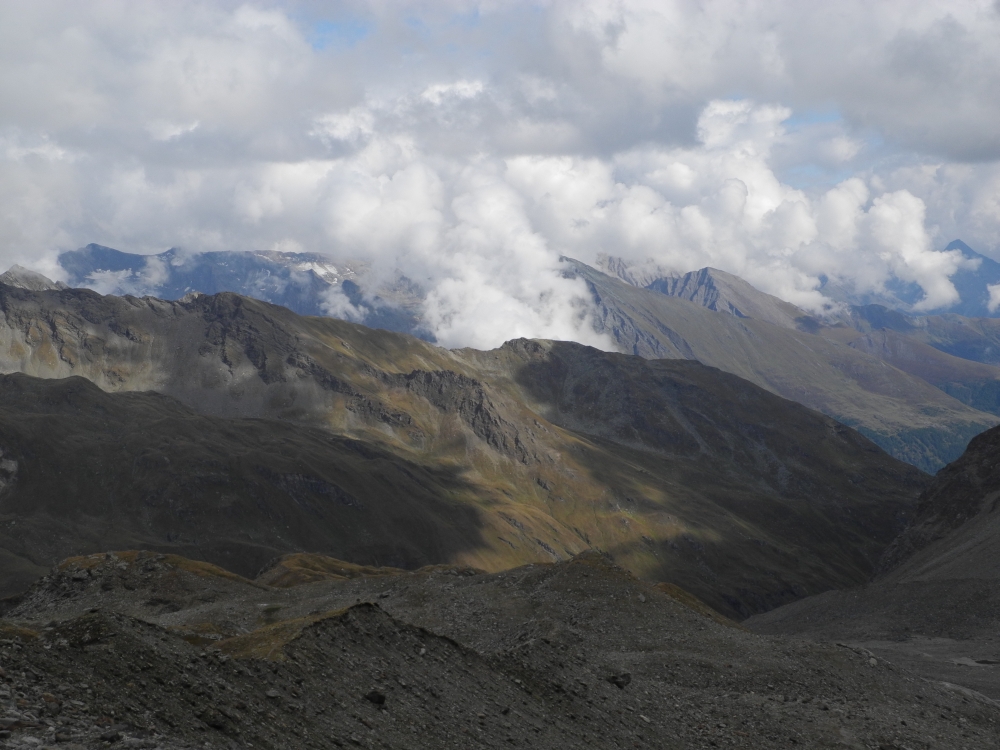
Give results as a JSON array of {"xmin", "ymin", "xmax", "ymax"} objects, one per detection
[
  {"xmin": 2, "ymin": 1, "xmax": 1000, "ymax": 346},
  {"xmin": 320, "ymin": 285, "xmax": 367, "ymax": 322}
]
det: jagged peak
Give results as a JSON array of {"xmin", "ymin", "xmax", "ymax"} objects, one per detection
[
  {"xmin": 583, "ymin": 255, "xmax": 816, "ymax": 332},
  {"xmin": 0, "ymin": 265, "xmax": 68, "ymax": 292}
]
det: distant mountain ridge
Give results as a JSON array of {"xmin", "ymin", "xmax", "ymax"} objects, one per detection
[
  {"xmin": 5, "ymin": 244, "xmax": 995, "ymax": 470},
  {"xmin": 57, "ymin": 243, "xmax": 428, "ymax": 339},
  {"xmin": 597, "ymin": 255, "xmax": 817, "ymax": 330}
]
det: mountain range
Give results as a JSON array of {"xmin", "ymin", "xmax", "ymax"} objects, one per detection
[
  {"xmin": 56, "ymin": 243, "xmax": 428, "ymax": 339},
  {"xmin": 0, "ymin": 283, "xmax": 928, "ymax": 618},
  {"xmin": 0, "ymin": 247, "xmax": 999, "ymax": 744},
  {"xmin": 569, "ymin": 260, "xmax": 1000, "ymax": 471},
  {"xmin": 41, "ymin": 243, "xmax": 1000, "ymax": 472}
]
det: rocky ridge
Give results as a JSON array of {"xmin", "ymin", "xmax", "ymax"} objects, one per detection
[{"xmin": 0, "ymin": 550, "xmax": 995, "ymax": 749}]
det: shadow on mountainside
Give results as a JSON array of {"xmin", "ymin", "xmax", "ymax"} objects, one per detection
[
  {"xmin": 508, "ymin": 339, "xmax": 927, "ymax": 618},
  {"xmin": 0, "ymin": 373, "xmax": 488, "ymax": 598}
]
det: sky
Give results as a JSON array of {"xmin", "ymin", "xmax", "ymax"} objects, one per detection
[{"xmin": 3, "ymin": 0, "xmax": 1000, "ymax": 348}]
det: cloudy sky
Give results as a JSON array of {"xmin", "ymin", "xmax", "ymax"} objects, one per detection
[{"xmin": 3, "ymin": 1, "xmax": 1000, "ymax": 347}]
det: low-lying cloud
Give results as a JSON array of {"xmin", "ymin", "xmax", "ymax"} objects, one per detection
[{"xmin": 2, "ymin": 1, "xmax": 1000, "ymax": 348}]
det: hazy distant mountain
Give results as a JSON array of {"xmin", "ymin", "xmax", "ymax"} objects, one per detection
[
  {"xmin": 819, "ymin": 321, "xmax": 1000, "ymax": 417},
  {"xmin": 815, "ymin": 239, "xmax": 1000, "ymax": 317},
  {"xmin": 58, "ymin": 243, "xmax": 429, "ymax": 339},
  {"xmin": 564, "ymin": 258, "xmax": 997, "ymax": 471},
  {"xmin": 856, "ymin": 306, "xmax": 1000, "ymax": 365},
  {"xmin": 0, "ymin": 283, "xmax": 927, "ymax": 616},
  {"xmin": 939, "ymin": 240, "xmax": 1000, "ymax": 317},
  {"xmin": 598, "ymin": 258, "xmax": 817, "ymax": 332}
]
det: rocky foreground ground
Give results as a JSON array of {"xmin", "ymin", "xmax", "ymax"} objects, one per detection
[{"xmin": 0, "ymin": 551, "xmax": 995, "ymax": 749}]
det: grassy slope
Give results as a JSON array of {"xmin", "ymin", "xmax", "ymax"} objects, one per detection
[{"xmin": 0, "ymin": 286, "xmax": 930, "ymax": 617}]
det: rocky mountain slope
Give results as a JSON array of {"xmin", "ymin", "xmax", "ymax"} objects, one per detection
[
  {"xmin": 598, "ymin": 259, "xmax": 814, "ymax": 332},
  {"xmin": 565, "ymin": 259, "xmax": 998, "ymax": 471},
  {"xmin": 746, "ymin": 422, "xmax": 1000, "ymax": 699},
  {"xmin": 621, "ymin": 260, "xmax": 1000, "ymax": 419},
  {"xmin": 0, "ymin": 285, "xmax": 928, "ymax": 618},
  {"xmin": 0, "ymin": 550, "xmax": 994, "ymax": 749},
  {"xmin": 48, "ymin": 246, "xmax": 1000, "ymax": 470}
]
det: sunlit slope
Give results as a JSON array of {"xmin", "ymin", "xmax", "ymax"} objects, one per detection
[
  {"xmin": 0, "ymin": 284, "xmax": 928, "ymax": 617},
  {"xmin": 566, "ymin": 260, "xmax": 997, "ymax": 471}
]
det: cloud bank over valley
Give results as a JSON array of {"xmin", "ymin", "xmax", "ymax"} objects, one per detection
[{"xmin": 4, "ymin": 1, "xmax": 1000, "ymax": 347}]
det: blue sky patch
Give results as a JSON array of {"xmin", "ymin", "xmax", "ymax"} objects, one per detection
[{"xmin": 308, "ymin": 19, "xmax": 371, "ymax": 51}]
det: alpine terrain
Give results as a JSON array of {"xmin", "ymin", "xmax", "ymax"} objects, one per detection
[{"xmin": 0, "ymin": 268, "xmax": 996, "ymax": 748}]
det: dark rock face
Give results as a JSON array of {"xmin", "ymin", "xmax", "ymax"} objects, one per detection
[
  {"xmin": 0, "ymin": 551, "xmax": 997, "ymax": 749},
  {"xmin": 878, "ymin": 423, "xmax": 1000, "ymax": 576},
  {"xmin": 391, "ymin": 369, "xmax": 536, "ymax": 464}
]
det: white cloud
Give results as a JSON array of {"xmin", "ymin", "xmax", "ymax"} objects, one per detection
[
  {"xmin": 147, "ymin": 120, "xmax": 200, "ymax": 141},
  {"xmin": 320, "ymin": 285, "xmax": 367, "ymax": 322},
  {"xmin": 421, "ymin": 80, "xmax": 484, "ymax": 106},
  {"xmin": 1, "ymin": 1, "xmax": 1000, "ymax": 347},
  {"xmin": 988, "ymin": 283, "xmax": 1000, "ymax": 313}
]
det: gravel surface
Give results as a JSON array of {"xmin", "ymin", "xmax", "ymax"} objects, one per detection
[{"xmin": 0, "ymin": 550, "xmax": 996, "ymax": 749}]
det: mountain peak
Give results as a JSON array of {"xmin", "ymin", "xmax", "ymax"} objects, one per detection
[
  {"xmin": 0, "ymin": 264, "xmax": 67, "ymax": 292},
  {"xmin": 596, "ymin": 256, "xmax": 814, "ymax": 331}
]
